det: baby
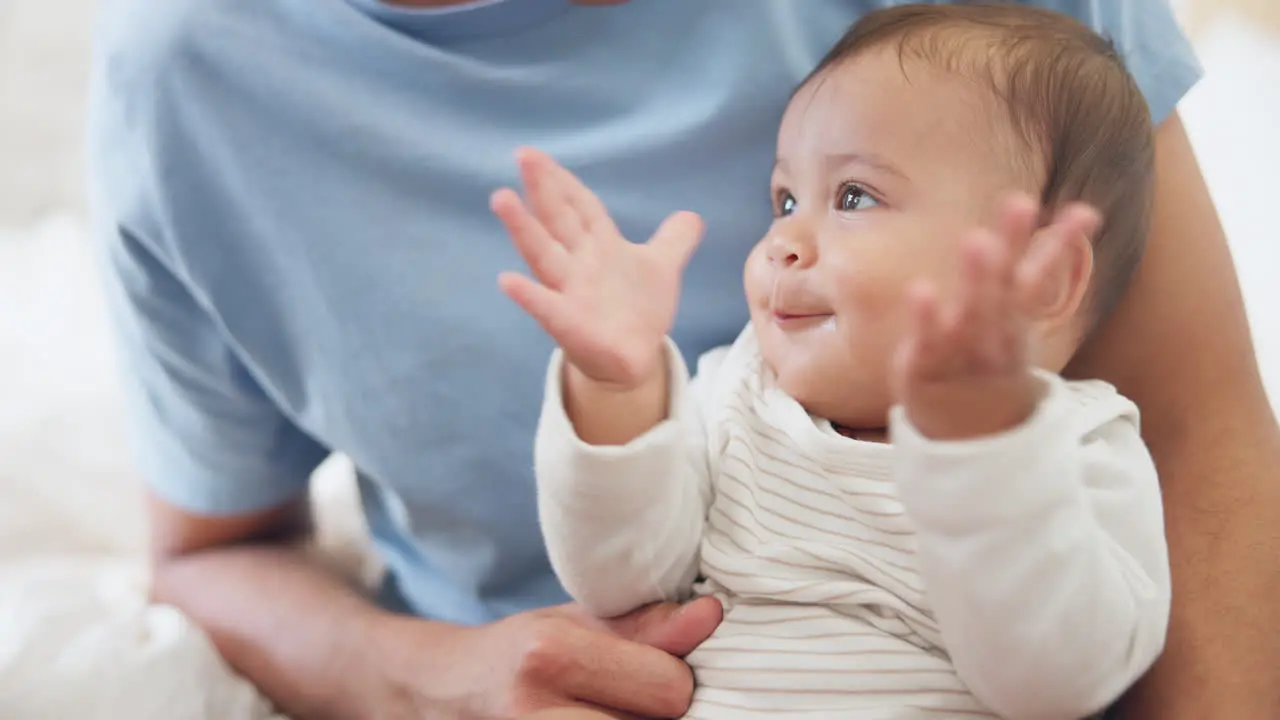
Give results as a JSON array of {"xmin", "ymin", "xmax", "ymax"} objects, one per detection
[{"xmin": 493, "ymin": 5, "xmax": 1168, "ymax": 719}]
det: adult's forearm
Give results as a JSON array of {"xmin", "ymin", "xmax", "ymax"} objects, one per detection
[
  {"xmin": 1068, "ymin": 113, "xmax": 1280, "ymax": 719},
  {"xmin": 1118, "ymin": 419, "xmax": 1280, "ymax": 719},
  {"xmin": 152, "ymin": 544, "xmax": 408, "ymax": 720}
]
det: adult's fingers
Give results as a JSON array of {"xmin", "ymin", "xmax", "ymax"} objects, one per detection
[
  {"xmin": 552, "ymin": 622, "xmax": 696, "ymax": 719},
  {"xmin": 522, "ymin": 707, "xmax": 633, "ymax": 720},
  {"xmin": 603, "ymin": 597, "xmax": 722, "ymax": 657},
  {"xmin": 492, "ymin": 188, "xmax": 569, "ymax": 289}
]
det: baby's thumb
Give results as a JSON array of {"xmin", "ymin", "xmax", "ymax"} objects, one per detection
[{"xmin": 649, "ymin": 211, "xmax": 704, "ymax": 269}]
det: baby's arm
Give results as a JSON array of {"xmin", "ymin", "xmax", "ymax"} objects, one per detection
[
  {"xmin": 490, "ymin": 148, "xmax": 711, "ymax": 617},
  {"xmin": 889, "ymin": 198, "xmax": 1168, "ymax": 717},
  {"xmin": 558, "ymin": 352, "xmax": 671, "ymax": 448},
  {"xmin": 892, "ymin": 381, "xmax": 1169, "ymax": 720},
  {"xmin": 536, "ymin": 340, "xmax": 720, "ymax": 618}
]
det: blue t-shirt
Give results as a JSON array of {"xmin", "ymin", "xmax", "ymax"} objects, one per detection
[{"xmin": 88, "ymin": 0, "xmax": 1201, "ymax": 624}]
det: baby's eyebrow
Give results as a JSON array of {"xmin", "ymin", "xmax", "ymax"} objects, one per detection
[
  {"xmin": 824, "ymin": 152, "xmax": 907, "ymax": 181},
  {"xmin": 771, "ymin": 153, "xmax": 908, "ymax": 182}
]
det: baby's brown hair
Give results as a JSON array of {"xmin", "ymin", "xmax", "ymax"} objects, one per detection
[{"xmin": 802, "ymin": 2, "xmax": 1155, "ymax": 330}]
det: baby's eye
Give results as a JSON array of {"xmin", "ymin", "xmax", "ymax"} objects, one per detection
[
  {"xmin": 775, "ymin": 190, "xmax": 797, "ymax": 217},
  {"xmin": 838, "ymin": 183, "xmax": 880, "ymax": 212}
]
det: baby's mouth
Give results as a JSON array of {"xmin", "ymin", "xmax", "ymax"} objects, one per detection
[
  {"xmin": 768, "ymin": 279, "xmax": 832, "ymax": 329},
  {"xmin": 771, "ymin": 310, "xmax": 835, "ymax": 330}
]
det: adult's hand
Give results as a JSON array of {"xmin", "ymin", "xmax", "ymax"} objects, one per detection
[
  {"xmin": 373, "ymin": 598, "xmax": 723, "ymax": 719},
  {"xmin": 148, "ymin": 490, "xmax": 720, "ymax": 720}
]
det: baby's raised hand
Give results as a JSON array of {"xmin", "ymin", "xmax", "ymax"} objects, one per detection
[
  {"xmin": 493, "ymin": 148, "xmax": 704, "ymax": 389},
  {"xmin": 891, "ymin": 196, "xmax": 1100, "ymax": 440}
]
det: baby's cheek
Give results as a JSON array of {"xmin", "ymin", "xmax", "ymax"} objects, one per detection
[
  {"xmin": 742, "ymin": 246, "xmax": 772, "ymax": 307},
  {"xmin": 836, "ymin": 261, "xmax": 911, "ymax": 325},
  {"xmin": 836, "ymin": 267, "xmax": 917, "ymax": 363}
]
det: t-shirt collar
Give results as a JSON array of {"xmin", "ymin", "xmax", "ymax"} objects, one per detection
[{"xmin": 344, "ymin": 0, "xmax": 573, "ymax": 42}]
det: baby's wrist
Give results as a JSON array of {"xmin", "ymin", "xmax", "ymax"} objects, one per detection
[
  {"xmin": 562, "ymin": 346, "xmax": 672, "ymax": 447},
  {"xmin": 565, "ymin": 343, "xmax": 667, "ymax": 395},
  {"xmin": 906, "ymin": 371, "xmax": 1042, "ymax": 441}
]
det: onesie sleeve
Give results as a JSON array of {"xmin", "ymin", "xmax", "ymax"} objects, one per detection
[
  {"xmin": 534, "ymin": 338, "xmax": 725, "ymax": 618},
  {"xmin": 891, "ymin": 374, "xmax": 1170, "ymax": 719}
]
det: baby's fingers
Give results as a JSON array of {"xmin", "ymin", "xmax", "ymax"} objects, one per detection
[
  {"xmin": 648, "ymin": 211, "xmax": 705, "ymax": 272},
  {"xmin": 997, "ymin": 192, "xmax": 1040, "ymax": 256},
  {"xmin": 900, "ymin": 281, "xmax": 946, "ymax": 381},
  {"xmin": 1015, "ymin": 224, "xmax": 1069, "ymax": 306},
  {"xmin": 955, "ymin": 229, "xmax": 1026, "ymax": 370},
  {"xmin": 1051, "ymin": 203, "xmax": 1102, "ymax": 246},
  {"xmin": 498, "ymin": 271, "xmax": 580, "ymax": 346},
  {"xmin": 492, "ymin": 189, "xmax": 568, "ymax": 289},
  {"xmin": 535, "ymin": 150, "xmax": 624, "ymax": 242},
  {"xmin": 1014, "ymin": 204, "xmax": 1099, "ymax": 307},
  {"xmin": 517, "ymin": 148, "xmax": 591, "ymax": 248},
  {"xmin": 957, "ymin": 230, "xmax": 1011, "ymax": 337}
]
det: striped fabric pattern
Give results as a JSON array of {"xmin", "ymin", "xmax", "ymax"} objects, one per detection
[{"xmin": 682, "ymin": 336, "xmax": 996, "ymax": 718}]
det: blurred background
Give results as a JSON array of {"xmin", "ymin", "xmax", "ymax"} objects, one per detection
[{"xmin": 0, "ymin": 0, "xmax": 1277, "ymax": 634}]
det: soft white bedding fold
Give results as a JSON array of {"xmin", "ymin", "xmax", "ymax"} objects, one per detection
[
  {"xmin": 0, "ymin": 218, "xmax": 380, "ymax": 718},
  {"xmin": 0, "ymin": 558, "xmax": 284, "ymax": 720}
]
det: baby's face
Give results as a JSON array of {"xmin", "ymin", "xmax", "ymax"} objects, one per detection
[{"xmin": 745, "ymin": 48, "xmax": 1039, "ymax": 428}]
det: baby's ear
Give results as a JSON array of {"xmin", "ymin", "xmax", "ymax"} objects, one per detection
[{"xmin": 1025, "ymin": 223, "xmax": 1094, "ymax": 332}]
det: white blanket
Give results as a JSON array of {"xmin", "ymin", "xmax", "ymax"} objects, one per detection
[
  {"xmin": 0, "ymin": 559, "xmax": 282, "ymax": 720},
  {"xmin": 0, "ymin": 218, "xmax": 380, "ymax": 719}
]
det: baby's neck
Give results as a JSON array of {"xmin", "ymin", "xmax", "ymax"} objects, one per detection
[{"xmin": 831, "ymin": 423, "xmax": 889, "ymax": 444}]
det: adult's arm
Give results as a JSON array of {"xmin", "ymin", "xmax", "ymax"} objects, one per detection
[
  {"xmin": 93, "ymin": 108, "xmax": 715, "ymax": 720},
  {"xmin": 1068, "ymin": 112, "xmax": 1280, "ymax": 720},
  {"xmin": 148, "ymin": 493, "xmax": 720, "ymax": 719},
  {"xmin": 147, "ymin": 495, "xmax": 408, "ymax": 718},
  {"xmin": 87, "ymin": 4, "xmax": 718, "ymax": 714}
]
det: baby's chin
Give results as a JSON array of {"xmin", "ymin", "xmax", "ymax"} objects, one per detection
[{"xmin": 770, "ymin": 365, "xmax": 893, "ymax": 430}]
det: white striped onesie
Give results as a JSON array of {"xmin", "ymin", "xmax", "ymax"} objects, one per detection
[{"xmin": 534, "ymin": 325, "xmax": 1170, "ymax": 719}]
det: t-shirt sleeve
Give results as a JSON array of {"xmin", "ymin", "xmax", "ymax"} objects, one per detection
[
  {"xmin": 99, "ymin": 223, "xmax": 330, "ymax": 516},
  {"xmin": 1029, "ymin": 0, "xmax": 1203, "ymax": 124},
  {"xmin": 88, "ymin": 2, "xmax": 331, "ymax": 516}
]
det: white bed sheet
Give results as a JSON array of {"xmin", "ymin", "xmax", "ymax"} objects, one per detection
[{"xmin": 0, "ymin": 219, "xmax": 380, "ymax": 718}]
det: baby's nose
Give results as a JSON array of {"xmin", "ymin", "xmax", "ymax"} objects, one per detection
[
  {"xmin": 769, "ymin": 245, "xmax": 800, "ymax": 267},
  {"xmin": 767, "ymin": 231, "xmax": 815, "ymax": 267}
]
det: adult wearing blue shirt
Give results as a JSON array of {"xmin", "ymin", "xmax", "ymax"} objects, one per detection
[{"xmin": 88, "ymin": 0, "xmax": 1279, "ymax": 718}]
